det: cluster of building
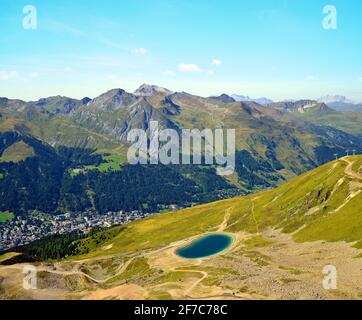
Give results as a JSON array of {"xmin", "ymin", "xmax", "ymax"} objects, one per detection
[{"xmin": 0, "ymin": 210, "xmax": 152, "ymax": 252}]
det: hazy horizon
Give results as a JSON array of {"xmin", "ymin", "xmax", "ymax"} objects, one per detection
[{"xmin": 1, "ymin": 82, "xmax": 359, "ymax": 105}]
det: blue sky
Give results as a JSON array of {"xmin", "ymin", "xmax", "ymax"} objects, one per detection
[{"xmin": 0, "ymin": 0, "xmax": 362, "ymax": 101}]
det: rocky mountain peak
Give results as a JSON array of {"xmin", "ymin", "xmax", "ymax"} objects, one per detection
[
  {"xmin": 134, "ymin": 84, "xmax": 174, "ymax": 97},
  {"xmin": 81, "ymin": 97, "xmax": 91, "ymax": 105},
  {"xmin": 89, "ymin": 88, "xmax": 139, "ymax": 111},
  {"xmin": 209, "ymin": 94, "xmax": 236, "ymax": 103}
]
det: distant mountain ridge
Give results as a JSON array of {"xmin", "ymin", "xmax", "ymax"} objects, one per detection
[
  {"xmin": 231, "ymin": 94, "xmax": 273, "ymax": 105},
  {"xmin": 267, "ymin": 99, "xmax": 332, "ymax": 114},
  {"xmin": 29, "ymin": 96, "xmax": 91, "ymax": 115},
  {"xmin": 318, "ymin": 95, "xmax": 362, "ymax": 112},
  {"xmin": 329, "ymin": 102, "xmax": 362, "ymax": 113}
]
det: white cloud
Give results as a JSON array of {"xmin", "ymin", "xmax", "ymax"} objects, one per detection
[
  {"xmin": 0, "ymin": 70, "xmax": 40, "ymax": 82},
  {"xmin": 358, "ymin": 76, "xmax": 362, "ymax": 81},
  {"xmin": 306, "ymin": 75, "xmax": 317, "ymax": 81},
  {"xmin": 178, "ymin": 63, "xmax": 215, "ymax": 76},
  {"xmin": 161, "ymin": 70, "xmax": 176, "ymax": 76},
  {"xmin": 132, "ymin": 48, "xmax": 148, "ymax": 55},
  {"xmin": 0, "ymin": 70, "xmax": 19, "ymax": 81},
  {"xmin": 64, "ymin": 66, "xmax": 73, "ymax": 72},
  {"xmin": 178, "ymin": 63, "xmax": 203, "ymax": 73},
  {"xmin": 212, "ymin": 59, "xmax": 222, "ymax": 65}
]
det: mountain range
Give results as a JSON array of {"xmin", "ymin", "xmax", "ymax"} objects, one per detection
[
  {"xmin": 1, "ymin": 84, "xmax": 362, "ymax": 218},
  {"xmin": 0, "ymin": 84, "xmax": 362, "ymax": 300}
]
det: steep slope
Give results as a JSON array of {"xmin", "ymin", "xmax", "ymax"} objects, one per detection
[
  {"xmin": 0, "ymin": 131, "xmax": 65, "ymax": 215},
  {"xmin": 294, "ymin": 109, "xmax": 362, "ymax": 137},
  {"xmin": 0, "ymin": 118, "xmax": 240, "ymax": 218},
  {"xmin": 9, "ymin": 156, "xmax": 357, "ymax": 258},
  {"xmin": 0, "ymin": 98, "xmax": 116, "ymax": 150},
  {"xmin": 162, "ymin": 94, "xmax": 362, "ymax": 176},
  {"xmin": 0, "ymin": 97, "xmax": 29, "ymax": 114},
  {"xmin": 71, "ymin": 89, "xmax": 177, "ymax": 142},
  {"xmin": 67, "ymin": 155, "xmax": 362, "ymax": 259},
  {"xmin": 2, "ymin": 156, "xmax": 361, "ymax": 300},
  {"xmin": 0, "ymin": 110, "xmax": 41, "ymax": 137},
  {"xmin": 1, "ymin": 88, "xmax": 362, "ymax": 193}
]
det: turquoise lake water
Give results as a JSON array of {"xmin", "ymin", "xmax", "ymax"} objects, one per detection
[{"xmin": 176, "ymin": 234, "xmax": 233, "ymax": 259}]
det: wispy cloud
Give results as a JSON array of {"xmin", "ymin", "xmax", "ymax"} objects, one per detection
[
  {"xmin": 0, "ymin": 70, "xmax": 39, "ymax": 81},
  {"xmin": 179, "ymin": 63, "xmax": 203, "ymax": 73},
  {"xmin": 0, "ymin": 70, "xmax": 19, "ymax": 81},
  {"xmin": 359, "ymin": 76, "xmax": 362, "ymax": 81},
  {"xmin": 132, "ymin": 48, "xmax": 148, "ymax": 55},
  {"xmin": 212, "ymin": 59, "xmax": 222, "ymax": 65},
  {"xmin": 178, "ymin": 63, "xmax": 215, "ymax": 76}
]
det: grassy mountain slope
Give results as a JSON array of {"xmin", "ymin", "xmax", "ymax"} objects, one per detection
[
  {"xmin": 0, "ymin": 141, "xmax": 35, "ymax": 163},
  {"xmin": 1, "ymin": 156, "xmax": 362, "ymax": 300},
  {"xmin": 0, "ymin": 110, "xmax": 41, "ymax": 136},
  {"xmin": 295, "ymin": 110, "xmax": 362, "ymax": 137},
  {"xmin": 70, "ymin": 155, "xmax": 362, "ymax": 259},
  {"xmin": 267, "ymin": 99, "xmax": 362, "ymax": 136}
]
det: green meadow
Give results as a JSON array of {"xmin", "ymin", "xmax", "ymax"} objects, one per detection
[
  {"xmin": 0, "ymin": 211, "xmax": 14, "ymax": 223},
  {"xmin": 71, "ymin": 154, "xmax": 125, "ymax": 176}
]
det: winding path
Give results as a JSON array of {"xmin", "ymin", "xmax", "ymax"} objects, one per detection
[
  {"xmin": 2, "ymin": 256, "xmax": 137, "ymax": 284},
  {"xmin": 341, "ymin": 157, "xmax": 362, "ymax": 180}
]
